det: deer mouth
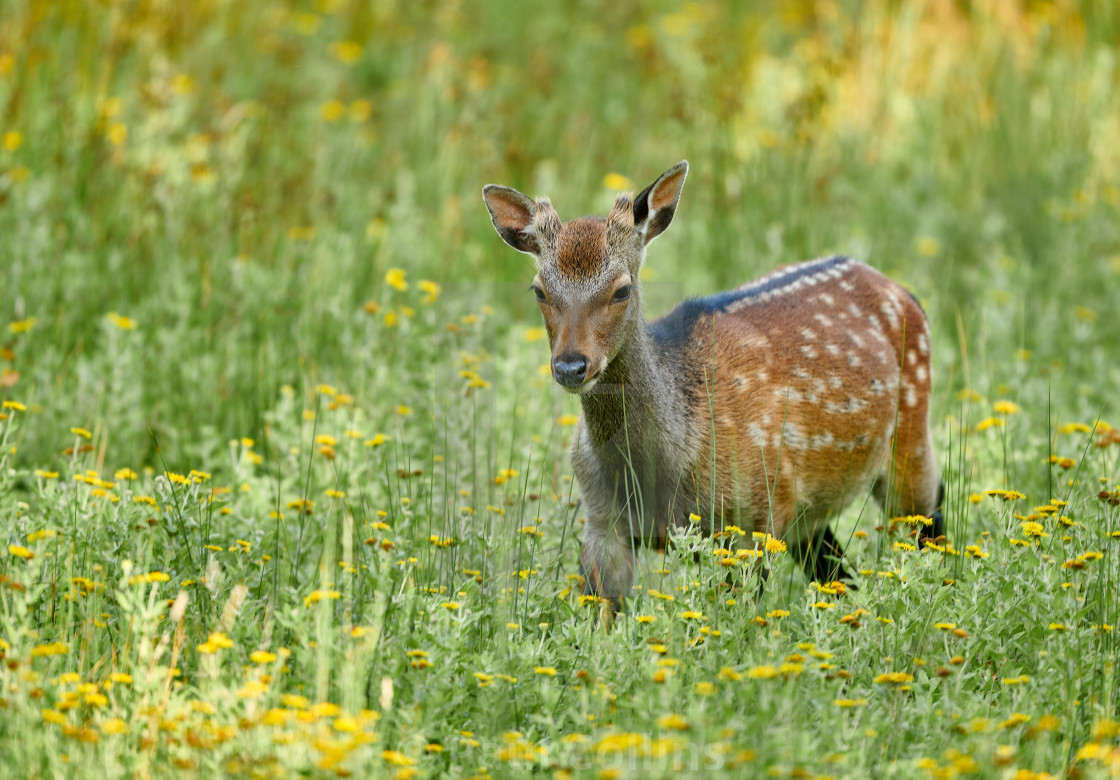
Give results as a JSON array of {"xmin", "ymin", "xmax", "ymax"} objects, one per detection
[{"xmin": 559, "ymin": 368, "xmax": 602, "ymax": 395}]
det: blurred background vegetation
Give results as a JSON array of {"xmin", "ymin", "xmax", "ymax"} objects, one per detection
[{"xmin": 1, "ymin": 0, "xmax": 1118, "ymax": 468}]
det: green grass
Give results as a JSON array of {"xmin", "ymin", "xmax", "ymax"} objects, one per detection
[{"xmin": 2, "ymin": 1, "xmax": 1120, "ymax": 777}]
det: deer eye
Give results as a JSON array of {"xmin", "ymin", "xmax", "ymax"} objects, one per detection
[
  {"xmin": 531, "ymin": 285, "xmax": 548, "ymax": 303},
  {"xmin": 611, "ymin": 285, "xmax": 632, "ymax": 303}
]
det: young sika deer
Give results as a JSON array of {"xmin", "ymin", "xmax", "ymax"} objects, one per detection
[{"xmin": 483, "ymin": 161, "xmax": 944, "ymax": 623}]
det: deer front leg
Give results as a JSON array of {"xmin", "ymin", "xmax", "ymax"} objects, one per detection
[{"xmin": 581, "ymin": 523, "xmax": 635, "ymax": 632}]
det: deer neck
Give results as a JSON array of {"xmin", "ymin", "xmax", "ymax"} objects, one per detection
[{"xmin": 579, "ymin": 315, "xmax": 682, "ymax": 454}]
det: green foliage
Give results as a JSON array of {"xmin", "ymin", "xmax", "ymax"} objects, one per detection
[{"xmin": 1, "ymin": 1, "xmax": 1119, "ymax": 777}]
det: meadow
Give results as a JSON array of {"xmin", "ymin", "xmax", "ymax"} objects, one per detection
[{"xmin": 2, "ymin": 0, "xmax": 1120, "ymax": 777}]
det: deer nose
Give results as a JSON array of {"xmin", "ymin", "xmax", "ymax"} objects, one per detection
[{"xmin": 553, "ymin": 354, "xmax": 589, "ymax": 388}]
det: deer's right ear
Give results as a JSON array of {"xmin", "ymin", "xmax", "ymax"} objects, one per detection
[{"xmin": 482, "ymin": 185, "xmax": 539, "ymax": 256}]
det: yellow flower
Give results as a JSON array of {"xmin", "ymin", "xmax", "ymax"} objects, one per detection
[
  {"xmin": 603, "ymin": 173, "xmax": 635, "ymax": 191},
  {"xmin": 833, "ymin": 698, "xmax": 868, "ymax": 707},
  {"xmin": 993, "ymin": 400, "xmax": 1020, "ymax": 415},
  {"xmin": 494, "ymin": 467, "xmax": 519, "ymax": 485},
  {"xmin": 381, "ymin": 750, "xmax": 414, "ymax": 766},
  {"xmin": 329, "ymin": 40, "xmax": 363, "ymax": 64},
  {"xmin": 171, "ymin": 73, "xmax": 194, "ymax": 94},
  {"xmin": 418, "ymin": 280, "xmax": 441, "ymax": 303},
  {"xmin": 680, "ymin": 611, "xmax": 705, "ymax": 620},
  {"xmin": 42, "ymin": 709, "xmax": 69, "ymax": 726},
  {"xmin": 533, "ymin": 666, "xmax": 557, "ymax": 676},
  {"xmin": 593, "ymin": 733, "xmax": 649, "ymax": 755},
  {"xmin": 97, "ymin": 717, "xmax": 128, "ymax": 736},
  {"xmin": 557, "ymin": 414, "xmax": 580, "ymax": 426},
  {"xmin": 250, "ymin": 651, "xmax": 278, "ymax": 664},
  {"xmin": 107, "ymin": 122, "xmax": 128, "ymax": 145},
  {"xmin": 874, "ymin": 672, "xmax": 914, "ymax": 684},
  {"xmin": 350, "ymin": 99, "xmax": 372, "ymax": 122},
  {"xmin": 385, "ymin": 268, "xmax": 408, "ymax": 291},
  {"xmin": 31, "ymin": 642, "xmax": 69, "ymax": 656},
  {"xmin": 746, "ymin": 665, "xmax": 779, "ymax": 679},
  {"xmin": 2, "ymin": 400, "xmax": 27, "ymax": 410},
  {"xmin": 320, "ymin": 99, "xmax": 345, "ymax": 122},
  {"xmin": 441, "ymin": 602, "xmax": 461, "ymax": 611},
  {"xmin": 999, "ymin": 713, "xmax": 1031, "ymax": 730},
  {"xmin": 2, "ymin": 130, "xmax": 21, "ymax": 151},
  {"xmin": 1021, "ymin": 522, "xmax": 1048, "ymax": 538},
  {"xmin": 207, "ymin": 632, "xmax": 234, "ymax": 649},
  {"xmin": 656, "ymin": 713, "xmax": 689, "ymax": 730},
  {"xmin": 8, "ymin": 545, "xmax": 33, "ymax": 560},
  {"xmin": 976, "ymin": 417, "xmax": 1005, "ymax": 431},
  {"xmin": 302, "ymin": 589, "xmax": 341, "ymax": 607},
  {"xmin": 762, "ymin": 534, "xmax": 787, "ymax": 554},
  {"xmin": 279, "ymin": 694, "xmax": 308, "ymax": 710},
  {"xmin": 915, "ymin": 236, "xmax": 941, "ymax": 257},
  {"xmin": 892, "ymin": 514, "xmax": 932, "ymax": 527},
  {"xmin": 107, "ymin": 312, "xmax": 137, "ymax": 330}
]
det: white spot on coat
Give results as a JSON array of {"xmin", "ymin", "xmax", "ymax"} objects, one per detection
[
  {"xmin": 904, "ymin": 381, "xmax": 917, "ymax": 408},
  {"xmin": 880, "ymin": 301, "xmax": 900, "ymax": 331}
]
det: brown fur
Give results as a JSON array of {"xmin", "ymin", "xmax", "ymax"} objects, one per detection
[
  {"xmin": 555, "ymin": 218, "xmax": 608, "ymax": 279},
  {"xmin": 685, "ymin": 262, "xmax": 939, "ymax": 545}
]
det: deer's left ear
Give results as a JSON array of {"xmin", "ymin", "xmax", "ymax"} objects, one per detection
[{"xmin": 632, "ymin": 161, "xmax": 688, "ymax": 245}]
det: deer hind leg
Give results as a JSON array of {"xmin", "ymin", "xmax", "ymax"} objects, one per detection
[
  {"xmin": 874, "ymin": 424, "xmax": 943, "ymax": 542},
  {"xmin": 792, "ymin": 524, "xmax": 857, "ymax": 586}
]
